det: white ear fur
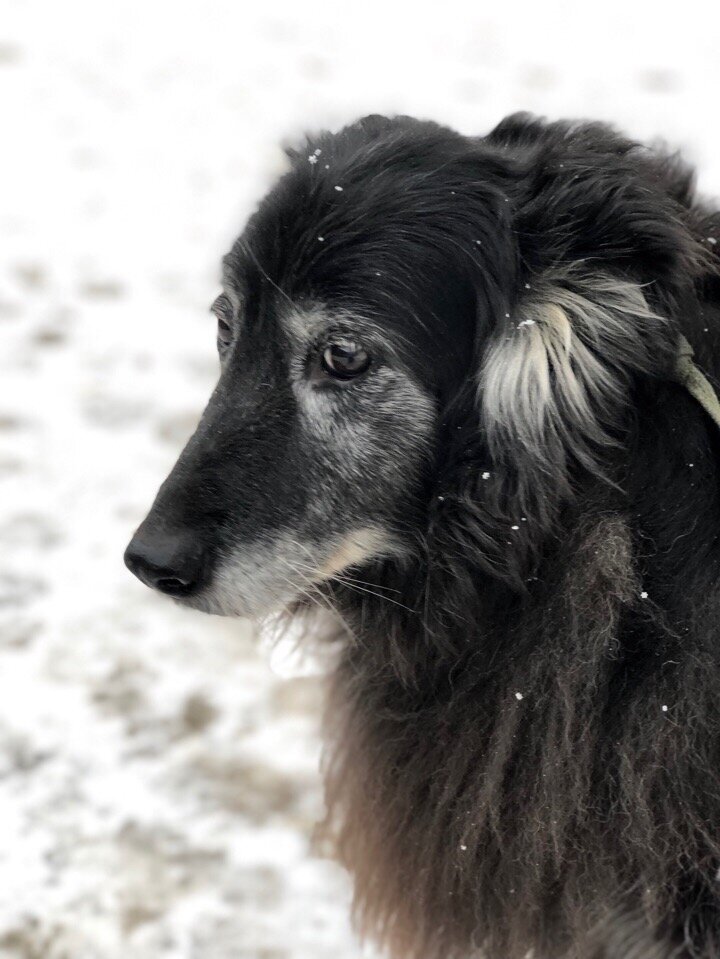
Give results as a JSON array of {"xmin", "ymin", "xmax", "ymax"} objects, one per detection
[{"xmin": 480, "ymin": 272, "xmax": 668, "ymax": 497}]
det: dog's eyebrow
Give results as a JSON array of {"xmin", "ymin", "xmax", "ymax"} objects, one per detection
[
  {"xmin": 210, "ymin": 293, "xmax": 232, "ymax": 316},
  {"xmin": 221, "ymin": 252, "xmax": 250, "ymax": 301},
  {"xmin": 221, "ymin": 273, "xmax": 247, "ymax": 304},
  {"xmin": 221, "ymin": 285, "xmax": 244, "ymax": 316}
]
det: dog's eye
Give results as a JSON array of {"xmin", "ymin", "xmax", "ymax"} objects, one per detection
[
  {"xmin": 211, "ymin": 295, "xmax": 233, "ymax": 350},
  {"xmin": 321, "ymin": 342, "xmax": 371, "ymax": 380},
  {"xmin": 217, "ymin": 317, "xmax": 233, "ymax": 348}
]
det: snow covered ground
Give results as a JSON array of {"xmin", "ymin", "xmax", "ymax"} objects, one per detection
[{"xmin": 1, "ymin": 1, "xmax": 719, "ymax": 956}]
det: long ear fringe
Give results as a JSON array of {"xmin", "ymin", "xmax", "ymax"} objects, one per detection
[
  {"xmin": 455, "ymin": 270, "xmax": 674, "ymax": 587},
  {"xmin": 483, "ymin": 270, "xmax": 671, "ymax": 479}
]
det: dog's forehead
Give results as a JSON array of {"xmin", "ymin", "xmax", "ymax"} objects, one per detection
[
  {"xmin": 221, "ymin": 239, "xmax": 407, "ymax": 348},
  {"xmin": 217, "ymin": 127, "xmax": 487, "ymax": 371}
]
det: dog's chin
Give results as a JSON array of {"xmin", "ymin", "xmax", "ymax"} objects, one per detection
[
  {"xmin": 171, "ymin": 587, "xmax": 344, "ymax": 664},
  {"xmin": 170, "ymin": 586, "xmax": 298, "ymax": 621},
  {"xmin": 167, "ymin": 582, "xmax": 315, "ymax": 622}
]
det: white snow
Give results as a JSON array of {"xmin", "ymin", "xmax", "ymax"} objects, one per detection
[{"xmin": 2, "ymin": 1, "xmax": 719, "ymax": 957}]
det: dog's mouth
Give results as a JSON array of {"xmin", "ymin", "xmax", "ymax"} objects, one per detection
[{"xmin": 125, "ymin": 526, "xmax": 395, "ymax": 620}]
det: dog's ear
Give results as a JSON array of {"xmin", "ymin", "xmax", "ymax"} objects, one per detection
[
  {"xmin": 480, "ymin": 271, "xmax": 670, "ymax": 529},
  {"xmin": 428, "ymin": 270, "xmax": 678, "ymax": 595},
  {"xmin": 423, "ymin": 123, "xmax": 711, "ymax": 597}
]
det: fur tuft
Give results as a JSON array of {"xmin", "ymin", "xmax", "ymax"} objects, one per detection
[{"xmin": 480, "ymin": 270, "xmax": 671, "ymax": 560}]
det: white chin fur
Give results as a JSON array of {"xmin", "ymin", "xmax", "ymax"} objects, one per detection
[{"xmin": 182, "ymin": 526, "xmax": 397, "ymax": 620}]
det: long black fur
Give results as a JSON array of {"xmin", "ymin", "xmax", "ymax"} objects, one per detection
[
  {"xmin": 130, "ymin": 114, "xmax": 720, "ymax": 959},
  {"xmin": 299, "ymin": 115, "xmax": 720, "ymax": 959}
]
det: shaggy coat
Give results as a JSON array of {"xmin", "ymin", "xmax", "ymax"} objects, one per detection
[{"xmin": 126, "ymin": 114, "xmax": 720, "ymax": 959}]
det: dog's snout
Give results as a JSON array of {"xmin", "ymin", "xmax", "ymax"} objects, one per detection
[{"xmin": 124, "ymin": 530, "xmax": 205, "ymax": 597}]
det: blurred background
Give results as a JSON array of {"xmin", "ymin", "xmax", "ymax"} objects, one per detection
[{"xmin": 1, "ymin": 1, "xmax": 719, "ymax": 956}]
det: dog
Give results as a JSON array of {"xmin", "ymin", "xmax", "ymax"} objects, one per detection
[{"xmin": 125, "ymin": 113, "xmax": 720, "ymax": 959}]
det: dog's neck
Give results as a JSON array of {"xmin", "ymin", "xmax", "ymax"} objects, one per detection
[{"xmin": 319, "ymin": 385, "xmax": 720, "ymax": 959}]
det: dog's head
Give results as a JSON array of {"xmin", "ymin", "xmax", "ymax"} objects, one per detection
[{"xmin": 125, "ymin": 114, "xmax": 704, "ymax": 616}]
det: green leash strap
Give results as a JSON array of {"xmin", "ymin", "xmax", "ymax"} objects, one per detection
[{"xmin": 673, "ymin": 335, "xmax": 720, "ymax": 431}]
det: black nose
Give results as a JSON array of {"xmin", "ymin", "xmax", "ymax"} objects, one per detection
[{"xmin": 124, "ymin": 530, "xmax": 205, "ymax": 597}]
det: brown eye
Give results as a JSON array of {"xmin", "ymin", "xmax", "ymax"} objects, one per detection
[{"xmin": 321, "ymin": 342, "xmax": 371, "ymax": 380}]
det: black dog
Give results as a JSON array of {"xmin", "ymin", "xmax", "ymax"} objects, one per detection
[{"xmin": 126, "ymin": 114, "xmax": 720, "ymax": 959}]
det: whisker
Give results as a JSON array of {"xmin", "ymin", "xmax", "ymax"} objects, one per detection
[
  {"xmin": 279, "ymin": 556, "xmax": 355, "ymax": 635},
  {"xmin": 290, "ymin": 557, "xmax": 416, "ymax": 613},
  {"xmin": 287, "ymin": 556, "xmax": 403, "ymax": 595},
  {"xmin": 327, "ymin": 576, "xmax": 417, "ymax": 613}
]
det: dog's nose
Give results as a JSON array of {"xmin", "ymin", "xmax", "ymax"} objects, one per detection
[{"xmin": 124, "ymin": 530, "xmax": 205, "ymax": 596}]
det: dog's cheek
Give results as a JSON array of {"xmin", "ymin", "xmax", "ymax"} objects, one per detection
[{"xmin": 297, "ymin": 370, "xmax": 436, "ymax": 514}]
